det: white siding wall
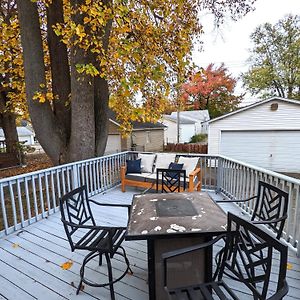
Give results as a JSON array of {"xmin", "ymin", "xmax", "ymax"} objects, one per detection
[
  {"xmin": 180, "ymin": 124, "xmax": 196, "ymax": 143},
  {"xmin": 163, "ymin": 119, "xmax": 178, "ymax": 144},
  {"xmin": 208, "ymin": 100, "xmax": 300, "ymax": 154}
]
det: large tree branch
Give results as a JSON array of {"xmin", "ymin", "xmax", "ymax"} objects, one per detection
[
  {"xmin": 17, "ymin": 0, "xmax": 66, "ymax": 165},
  {"xmin": 95, "ymin": 0, "xmax": 112, "ymax": 156},
  {"xmin": 46, "ymin": 0, "xmax": 71, "ymax": 140}
]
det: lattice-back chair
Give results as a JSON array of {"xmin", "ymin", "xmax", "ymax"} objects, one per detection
[
  {"xmin": 217, "ymin": 181, "xmax": 289, "ymax": 239},
  {"xmin": 59, "ymin": 185, "xmax": 132, "ymax": 299},
  {"xmin": 163, "ymin": 212, "xmax": 289, "ymax": 300},
  {"xmin": 156, "ymin": 168, "xmax": 186, "ymax": 193}
]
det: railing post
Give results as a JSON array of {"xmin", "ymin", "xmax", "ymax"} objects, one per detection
[
  {"xmin": 216, "ymin": 157, "xmax": 223, "ymax": 193},
  {"xmin": 72, "ymin": 164, "xmax": 79, "ymax": 189}
]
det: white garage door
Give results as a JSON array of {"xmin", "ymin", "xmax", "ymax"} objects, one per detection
[
  {"xmin": 220, "ymin": 130, "xmax": 300, "ymax": 172},
  {"xmin": 104, "ymin": 135, "xmax": 121, "ymax": 155}
]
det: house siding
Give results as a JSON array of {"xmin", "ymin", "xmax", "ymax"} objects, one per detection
[
  {"xmin": 132, "ymin": 129, "xmax": 164, "ymax": 152},
  {"xmin": 162, "ymin": 119, "xmax": 177, "ymax": 144},
  {"xmin": 208, "ymin": 99, "xmax": 300, "ymax": 155},
  {"xmin": 162, "ymin": 119, "xmax": 195, "ymax": 143}
]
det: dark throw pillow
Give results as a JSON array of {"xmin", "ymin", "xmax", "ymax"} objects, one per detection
[
  {"xmin": 126, "ymin": 159, "xmax": 142, "ymax": 174},
  {"xmin": 167, "ymin": 162, "xmax": 184, "ymax": 179},
  {"xmin": 168, "ymin": 162, "xmax": 184, "ymax": 170}
]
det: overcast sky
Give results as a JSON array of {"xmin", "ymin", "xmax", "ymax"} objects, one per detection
[{"xmin": 192, "ymin": 0, "xmax": 300, "ymax": 105}]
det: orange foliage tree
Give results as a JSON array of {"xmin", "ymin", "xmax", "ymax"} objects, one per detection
[{"xmin": 181, "ymin": 63, "xmax": 242, "ymax": 118}]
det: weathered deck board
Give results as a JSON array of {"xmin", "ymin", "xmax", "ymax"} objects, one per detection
[{"xmin": 0, "ymin": 186, "xmax": 299, "ymax": 299}]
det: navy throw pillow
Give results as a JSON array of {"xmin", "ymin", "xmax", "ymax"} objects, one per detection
[
  {"xmin": 168, "ymin": 162, "xmax": 184, "ymax": 170},
  {"xmin": 126, "ymin": 159, "xmax": 142, "ymax": 174},
  {"xmin": 167, "ymin": 162, "xmax": 184, "ymax": 179}
]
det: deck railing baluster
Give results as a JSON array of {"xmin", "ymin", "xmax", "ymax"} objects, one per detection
[
  {"xmin": 44, "ymin": 172, "xmax": 51, "ymax": 214},
  {"xmin": 16, "ymin": 179, "xmax": 25, "ymax": 227},
  {"xmin": 38, "ymin": 174, "xmax": 45, "ymax": 218},
  {"xmin": 24, "ymin": 177, "xmax": 31, "ymax": 223},
  {"xmin": 0, "ymin": 183, "xmax": 9, "ymax": 234}
]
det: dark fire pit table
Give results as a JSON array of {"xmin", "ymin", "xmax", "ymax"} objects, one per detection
[{"xmin": 126, "ymin": 191, "xmax": 227, "ymax": 300}]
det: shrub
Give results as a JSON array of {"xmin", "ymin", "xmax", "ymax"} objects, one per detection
[{"xmin": 189, "ymin": 134, "xmax": 207, "ymax": 143}]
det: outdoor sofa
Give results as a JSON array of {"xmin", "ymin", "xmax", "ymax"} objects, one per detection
[{"xmin": 121, "ymin": 153, "xmax": 202, "ymax": 192}]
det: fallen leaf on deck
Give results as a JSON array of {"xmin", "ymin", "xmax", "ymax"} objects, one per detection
[
  {"xmin": 287, "ymin": 263, "xmax": 293, "ymax": 270},
  {"xmin": 60, "ymin": 260, "xmax": 73, "ymax": 270},
  {"xmin": 12, "ymin": 243, "xmax": 19, "ymax": 248}
]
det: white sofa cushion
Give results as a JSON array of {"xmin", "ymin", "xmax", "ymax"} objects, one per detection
[
  {"xmin": 138, "ymin": 153, "xmax": 156, "ymax": 173},
  {"xmin": 154, "ymin": 153, "xmax": 177, "ymax": 171},
  {"xmin": 177, "ymin": 156, "xmax": 199, "ymax": 175}
]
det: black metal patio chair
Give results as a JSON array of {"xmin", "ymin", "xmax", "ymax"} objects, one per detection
[
  {"xmin": 59, "ymin": 185, "xmax": 132, "ymax": 299},
  {"xmin": 216, "ymin": 180, "xmax": 289, "ymax": 239},
  {"xmin": 156, "ymin": 168, "xmax": 187, "ymax": 193},
  {"xmin": 162, "ymin": 212, "xmax": 289, "ymax": 300}
]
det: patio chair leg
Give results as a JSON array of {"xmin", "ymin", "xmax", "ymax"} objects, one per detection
[
  {"xmin": 105, "ymin": 252, "xmax": 115, "ymax": 300},
  {"xmin": 120, "ymin": 246, "xmax": 133, "ymax": 275},
  {"xmin": 99, "ymin": 253, "xmax": 103, "ymax": 266}
]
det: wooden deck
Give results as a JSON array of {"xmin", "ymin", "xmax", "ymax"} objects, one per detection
[{"xmin": 0, "ymin": 186, "xmax": 300, "ymax": 299}]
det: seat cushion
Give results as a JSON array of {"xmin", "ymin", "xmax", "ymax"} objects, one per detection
[
  {"xmin": 177, "ymin": 156, "xmax": 199, "ymax": 175},
  {"xmin": 126, "ymin": 159, "xmax": 141, "ymax": 174},
  {"xmin": 125, "ymin": 172, "xmax": 152, "ymax": 181},
  {"xmin": 138, "ymin": 153, "xmax": 156, "ymax": 173},
  {"xmin": 154, "ymin": 153, "xmax": 177, "ymax": 171}
]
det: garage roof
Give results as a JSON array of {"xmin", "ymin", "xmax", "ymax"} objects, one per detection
[
  {"xmin": 208, "ymin": 97, "xmax": 300, "ymax": 124},
  {"xmin": 108, "ymin": 109, "xmax": 166, "ymax": 130}
]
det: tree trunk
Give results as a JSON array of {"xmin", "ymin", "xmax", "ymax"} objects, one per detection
[
  {"xmin": 0, "ymin": 92, "xmax": 19, "ymax": 154},
  {"xmin": 46, "ymin": 0, "xmax": 71, "ymax": 141},
  {"xmin": 68, "ymin": 0, "xmax": 95, "ymax": 162},
  {"xmin": 17, "ymin": 0, "xmax": 66, "ymax": 165},
  {"xmin": 95, "ymin": 77, "xmax": 109, "ymax": 156}
]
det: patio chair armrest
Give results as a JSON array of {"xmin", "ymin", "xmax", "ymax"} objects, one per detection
[
  {"xmin": 189, "ymin": 167, "xmax": 201, "ymax": 177},
  {"xmin": 61, "ymin": 219, "xmax": 126, "ymax": 231},
  {"xmin": 252, "ymin": 214, "xmax": 287, "ymax": 225},
  {"xmin": 89, "ymin": 199, "xmax": 131, "ymax": 208},
  {"xmin": 216, "ymin": 195, "xmax": 256, "ymax": 203},
  {"xmin": 88, "ymin": 199, "xmax": 131, "ymax": 216},
  {"xmin": 188, "ymin": 167, "xmax": 202, "ymax": 192},
  {"xmin": 162, "ymin": 233, "xmax": 226, "ymax": 287}
]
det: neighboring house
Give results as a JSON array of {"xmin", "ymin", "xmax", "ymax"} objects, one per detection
[
  {"xmin": 105, "ymin": 110, "xmax": 166, "ymax": 154},
  {"xmin": 170, "ymin": 110, "xmax": 210, "ymax": 134},
  {"xmin": 162, "ymin": 110, "xmax": 210, "ymax": 144},
  {"xmin": 208, "ymin": 96, "xmax": 300, "ymax": 173},
  {"xmin": 0, "ymin": 126, "xmax": 35, "ymax": 146},
  {"xmin": 162, "ymin": 114, "xmax": 196, "ymax": 144}
]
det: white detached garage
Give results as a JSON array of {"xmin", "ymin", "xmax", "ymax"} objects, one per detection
[{"xmin": 208, "ymin": 97, "xmax": 300, "ymax": 173}]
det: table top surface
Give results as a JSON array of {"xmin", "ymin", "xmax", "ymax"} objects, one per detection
[{"xmin": 126, "ymin": 192, "xmax": 227, "ymax": 240}]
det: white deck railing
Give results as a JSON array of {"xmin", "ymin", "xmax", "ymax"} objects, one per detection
[
  {"xmin": 217, "ymin": 155, "xmax": 300, "ymax": 255},
  {"xmin": 1, "ymin": 151, "xmax": 300, "ymax": 255},
  {"xmin": 0, "ymin": 152, "xmax": 128, "ymax": 238}
]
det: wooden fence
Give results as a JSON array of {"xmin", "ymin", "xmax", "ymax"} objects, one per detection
[{"xmin": 164, "ymin": 143, "xmax": 207, "ymax": 153}]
